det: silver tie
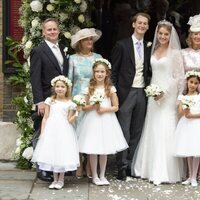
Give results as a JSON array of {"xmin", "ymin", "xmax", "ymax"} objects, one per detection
[
  {"xmin": 136, "ymin": 41, "xmax": 142, "ymax": 58},
  {"xmin": 52, "ymin": 45, "xmax": 64, "ymax": 71}
]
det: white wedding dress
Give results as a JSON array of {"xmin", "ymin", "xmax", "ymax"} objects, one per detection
[{"xmin": 132, "ymin": 55, "xmax": 185, "ymax": 185}]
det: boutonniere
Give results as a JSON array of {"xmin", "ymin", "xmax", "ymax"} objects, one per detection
[
  {"xmin": 63, "ymin": 47, "xmax": 68, "ymax": 56},
  {"xmin": 147, "ymin": 42, "xmax": 152, "ymax": 47}
]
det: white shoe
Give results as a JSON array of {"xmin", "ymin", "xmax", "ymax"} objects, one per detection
[
  {"xmin": 182, "ymin": 178, "xmax": 191, "ymax": 185},
  {"xmin": 92, "ymin": 178, "xmax": 103, "ymax": 186},
  {"xmin": 191, "ymin": 179, "xmax": 198, "ymax": 187},
  {"xmin": 49, "ymin": 181, "xmax": 57, "ymax": 189},
  {"xmin": 54, "ymin": 181, "xmax": 64, "ymax": 189},
  {"xmin": 100, "ymin": 177, "xmax": 110, "ymax": 185}
]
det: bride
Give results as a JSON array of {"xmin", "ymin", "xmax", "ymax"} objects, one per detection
[{"xmin": 132, "ymin": 20, "xmax": 185, "ymax": 185}]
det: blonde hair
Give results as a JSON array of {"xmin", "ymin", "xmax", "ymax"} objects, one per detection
[
  {"xmin": 88, "ymin": 61, "xmax": 113, "ymax": 97},
  {"xmin": 51, "ymin": 80, "xmax": 71, "ymax": 101},
  {"xmin": 186, "ymin": 31, "xmax": 200, "ymax": 49}
]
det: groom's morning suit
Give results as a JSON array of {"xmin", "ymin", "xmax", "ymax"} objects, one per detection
[
  {"xmin": 111, "ymin": 35, "xmax": 151, "ymax": 179},
  {"xmin": 30, "ymin": 40, "xmax": 69, "ymax": 181}
]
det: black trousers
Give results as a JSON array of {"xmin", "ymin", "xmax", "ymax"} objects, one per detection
[{"xmin": 116, "ymin": 88, "xmax": 147, "ymax": 170}]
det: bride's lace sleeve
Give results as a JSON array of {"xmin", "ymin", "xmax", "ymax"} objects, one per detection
[{"xmin": 171, "ymin": 50, "xmax": 185, "ymax": 94}]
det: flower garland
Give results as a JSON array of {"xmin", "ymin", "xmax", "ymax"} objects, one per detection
[{"xmin": 9, "ymin": 0, "xmax": 92, "ymax": 169}]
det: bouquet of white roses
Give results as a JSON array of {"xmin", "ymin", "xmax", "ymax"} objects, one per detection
[
  {"xmin": 181, "ymin": 97, "xmax": 195, "ymax": 109},
  {"xmin": 73, "ymin": 95, "xmax": 86, "ymax": 106},
  {"xmin": 144, "ymin": 84, "xmax": 164, "ymax": 97},
  {"xmin": 89, "ymin": 91, "xmax": 104, "ymax": 105}
]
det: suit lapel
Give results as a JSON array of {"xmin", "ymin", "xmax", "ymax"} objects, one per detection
[
  {"xmin": 127, "ymin": 38, "xmax": 135, "ymax": 66},
  {"xmin": 41, "ymin": 41, "xmax": 62, "ymax": 73}
]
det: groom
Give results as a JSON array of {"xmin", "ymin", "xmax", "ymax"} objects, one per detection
[{"xmin": 111, "ymin": 12, "xmax": 152, "ymax": 181}]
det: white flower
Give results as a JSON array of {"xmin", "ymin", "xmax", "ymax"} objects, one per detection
[
  {"xmin": 30, "ymin": 1, "xmax": 43, "ymax": 12},
  {"xmin": 59, "ymin": 13, "xmax": 68, "ymax": 22},
  {"xmin": 147, "ymin": 42, "xmax": 152, "ymax": 47},
  {"xmin": 31, "ymin": 19, "xmax": 39, "ymax": 28},
  {"xmin": 70, "ymin": 25, "xmax": 81, "ymax": 34},
  {"xmin": 144, "ymin": 84, "xmax": 165, "ymax": 97},
  {"xmin": 51, "ymin": 75, "xmax": 72, "ymax": 87},
  {"xmin": 74, "ymin": 0, "xmax": 81, "ymax": 4},
  {"xmin": 90, "ymin": 92, "xmax": 104, "ymax": 105},
  {"xmin": 15, "ymin": 147, "xmax": 21, "ymax": 154},
  {"xmin": 50, "ymin": 0, "xmax": 56, "ymax": 3},
  {"xmin": 24, "ymin": 96, "xmax": 28, "ymax": 103},
  {"xmin": 93, "ymin": 58, "xmax": 112, "ymax": 69},
  {"xmin": 64, "ymin": 32, "xmax": 71, "ymax": 39},
  {"xmin": 46, "ymin": 4, "xmax": 55, "ymax": 11},
  {"xmin": 16, "ymin": 138, "xmax": 21, "ymax": 147},
  {"xmin": 80, "ymin": 0, "xmax": 87, "ymax": 12},
  {"xmin": 25, "ymin": 40, "xmax": 33, "ymax": 49},
  {"xmin": 22, "ymin": 147, "xmax": 33, "ymax": 160},
  {"xmin": 21, "ymin": 36, "xmax": 27, "ymax": 44},
  {"xmin": 181, "ymin": 97, "xmax": 195, "ymax": 109},
  {"xmin": 73, "ymin": 95, "xmax": 86, "ymax": 106},
  {"xmin": 63, "ymin": 47, "xmax": 68, "ymax": 56},
  {"xmin": 78, "ymin": 14, "xmax": 85, "ymax": 23},
  {"xmin": 185, "ymin": 70, "xmax": 200, "ymax": 79}
]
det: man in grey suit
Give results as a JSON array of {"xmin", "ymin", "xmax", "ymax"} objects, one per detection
[
  {"xmin": 111, "ymin": 12, "xmax": 152, "ymax": 181},
  {"xmin": 30, "ymin": 18, "xmax": 69, "ymax": 181}
]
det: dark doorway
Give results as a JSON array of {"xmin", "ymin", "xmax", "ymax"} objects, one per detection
[{"xmin": 91, "ymin": 0, "xmax": 200, "ymax": 59}]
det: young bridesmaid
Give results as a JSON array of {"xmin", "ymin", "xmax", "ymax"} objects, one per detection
[
  {"xmin": 78, "ymin": 58, "xmax": 128, "ymax": 185},
  {"xmin": 175, "ymin": 71, "xmax": 200, "ymax": 187},
  {"xmin": 32, "ymin": 75, "xmax": 79, "ymax": 189}
]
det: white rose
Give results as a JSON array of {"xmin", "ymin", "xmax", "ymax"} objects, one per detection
[
  {"xmin": 64, "ymin": 32, "xmax": 71, "ymax": 39},
  {"xmin": 74, "ymin": 0, "xmax": 81, "ymax": 4},
  {"xmin": 80, "ymin": 0, "xmax": 87, "ymax": 12},
  {"xmin": 59, "ymin": 13, "xmax": 68, "ymax": 22},
  {"xmin": 22, "ymin": 147, "xmax": 33, "ymax": 160},
  {"xmin": 25, "ymin": 41, "xmax": 32, "ymax": 49},
  {"xmin": 30, "ymin": 1, "xmax": 43, "ymax": 12},
  {"xmin": 78, "ymin": 14, "xmax": 85, "ymax": 23},
  {"xmin": 16, "ymin": 138, "xmax": 21, "ymax": 147},
  {"xmin": 46, "ymin": 4, "xmax": 55, "ymax": 11},
  {"xmin": 31, "ymin": 19, "xmax": 39, "ymax": 28},
  {"xmin": 70, "ymin": 25, "xmax": 81, "ymax": 34}
]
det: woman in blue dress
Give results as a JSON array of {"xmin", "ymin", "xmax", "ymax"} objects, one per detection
[{"xmin": 68, "ymin": 28, "xmax": 102, "ymax": 178}]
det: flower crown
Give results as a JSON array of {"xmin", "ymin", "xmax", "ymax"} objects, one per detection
[
  {"xmin": 185, "ymin": 70, "xmax": 200, "ymax": 79},
  {"xmin": 93, "ymin": 58, "xmax": 112, "ymax": 69},
  {"xmin": 51, "ymin": 75, "xmax": 72, "ymax": 87}
]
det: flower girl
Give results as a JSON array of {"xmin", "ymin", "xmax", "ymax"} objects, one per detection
[
  {"xmin": 32, "ymin": 75, "xmax": 79, "ymax": 189},
  {"xmin": 175, "ymin": 71, "xmax": 200, "ymax": 187},
  {"xmin": 78, "ymin": 58, "xmax": 128, "ymax": 185}
]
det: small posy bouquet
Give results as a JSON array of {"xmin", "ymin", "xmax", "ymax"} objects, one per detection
[
  {"xmin": 73, "ymin": 95, "xmax": 86, "ymax": 106},
  {"xmin": 89, "ymin": 92, "xmax": 104, "ymax": 105},
  {"xmin": 144, "ymin": 84, "xmax": 164, "ymax": 97},
  {"xmin": 181, "ymin": 97, "xmax": 195, "ymax": 109}
]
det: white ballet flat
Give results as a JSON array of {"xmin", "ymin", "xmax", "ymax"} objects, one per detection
[
  {"xmin": 100, "ymin": 177, "xmax": 110, "ymax": 185},
  {"xmin": 92, "ymin": 178, "xmax": 104, "ymax": 186},
  {"xmin": 54, "ymin": 181, "xmax": 64, "ymax": 190},
  {"xmin": 191, "ymin": 179, "xmax": 198, "ymax": 187},
  {"xmin": 49, "ymin": 181, "xmax": 57, "ymax": 189},
  {"xmin": 182, "ymin": 178, "xmax": 191, "ymax": 185}
]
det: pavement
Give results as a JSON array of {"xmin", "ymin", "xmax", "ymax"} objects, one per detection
[{"xmin": 0, "ymin": 158, "xmax": 200, "ymax": 200}]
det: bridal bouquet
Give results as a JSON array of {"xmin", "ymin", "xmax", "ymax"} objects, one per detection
[
  {"xmin": 73, "ymin": 95, "xmax": 86, "ymax": 106},
  {"xmin": 89, "ymin": 92, "xmax": 104, "ymax": 105},
  {"xmin": 181, "ymin": 97, "xmax": 195, "ymax": 109},
  {"xmin": 144, "ymin": 84, "xmax": 165, "ymax": 97}
]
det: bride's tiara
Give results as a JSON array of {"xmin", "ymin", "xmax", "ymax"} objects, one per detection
[{"xmin": 158, "ymin": 20, "xmax": 172, "ymax": 27}]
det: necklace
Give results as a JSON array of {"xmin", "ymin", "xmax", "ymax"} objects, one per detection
[{"xmin": 78, "ymin": 51, "xmax": 92, "ymax": 57}]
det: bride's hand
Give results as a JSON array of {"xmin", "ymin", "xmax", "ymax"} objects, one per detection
[{"xmin": 154, "ymin": 92, "xmax": 164, "ymax": 101}]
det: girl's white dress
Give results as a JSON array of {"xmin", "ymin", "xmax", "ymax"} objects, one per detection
[
  {"xmin": 31, "ymin": 98, "xmax": 79, "ymax": 173},
  {"xmin": 78, "ymin": 87, "xmax": 128, "ymax": 155},
  {"xmin": 175, "ymin": 94, "xmax": 200, "ymax": 157}
]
